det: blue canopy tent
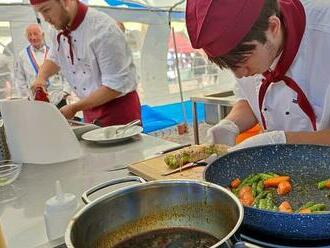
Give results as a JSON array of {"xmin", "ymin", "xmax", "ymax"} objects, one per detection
[
  {"xmin": 141, "ymin": 101, "xmax": 205, "ymax": 134},
  {"xmin": 104, "ymin": 0, "xmax": 146, "ymax": 8}
]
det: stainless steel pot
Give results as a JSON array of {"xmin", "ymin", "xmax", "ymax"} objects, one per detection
[{"xmin": 65, "ymin": 176, "xmax": 243, "ymax": 248}]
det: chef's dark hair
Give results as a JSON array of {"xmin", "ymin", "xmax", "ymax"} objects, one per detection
[{"xmin": 209, "ymin": 0, "xmax": 280, "ymax": 70}]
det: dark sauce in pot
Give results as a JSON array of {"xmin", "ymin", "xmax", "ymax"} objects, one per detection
[{"xmin": 110, "ymin": 228, "xmax": 219, "ymax": 248}]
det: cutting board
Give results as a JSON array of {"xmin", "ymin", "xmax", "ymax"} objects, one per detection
[{"xmin": 128, "ymin": 154, "xmax": 205, "ymax": 181}]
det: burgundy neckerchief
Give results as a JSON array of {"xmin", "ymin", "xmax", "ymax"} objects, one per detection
[
  {"xmin": 258, "ymin": 0, "xmax": 316, "ymax": 131},
  {"xmin": 57, "ymin": 1, "xmax": 88, "ymax": 65}
]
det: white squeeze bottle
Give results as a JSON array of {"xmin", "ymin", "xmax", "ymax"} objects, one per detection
[{"xmin": 44, "ymin": 180, "xmax": 78, "ymax": 241}]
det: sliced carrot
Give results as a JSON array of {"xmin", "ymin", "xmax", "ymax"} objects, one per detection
[
  {"xmin": 231, "ymin": 178, "xmax": 241, "ymax": 189},
  {"xmin": 239, "ymin": 186, "xmax": 252, "ymax": 199},
  {"xmin": 240, "ymin": 191, "xmax": 254, "ymax": 207},
  {"xmin": 299, "ymin": 208, "xmax": 312, "ymax": 214},
  {"xmin": 263, "ymin": 176, "xmax": 290, "ymax": 188},
  {"xmin": 277, "ymin": 181, "xmax": 292, "ymax": 195},
  {"xmin": 279, "ymin": 201, "xmax": 292, "ymax": 213},
  {"xmin": 325, "ymin": 181, "xmax": 330, "ymax": 189}
]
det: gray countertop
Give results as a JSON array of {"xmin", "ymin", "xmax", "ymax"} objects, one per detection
[{"xmin": 0, "ymin": 134, "xmax": 178, "ymax": 248}]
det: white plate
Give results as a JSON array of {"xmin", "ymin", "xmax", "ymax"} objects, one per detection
[
  {"xmin": 81, "ymin": 125, "xmax": 143, "ymax": 144},
  {"xmin": 71, "ymin": 124, "xmax": 100, "ymax": 139}
]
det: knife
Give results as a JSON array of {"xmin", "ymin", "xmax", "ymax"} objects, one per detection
[
  {"xmin": 161, "ymin": 160, "xmax": 208, "ymax": 176},
  {"xmin": 68, "ymin": 119, "xmax": 86, "ymax": 126},
  {"xmin": 161, "ymin": 153, "xmax": 218, "ymax": 176},
  {"xmin": 156, "ymin": 143, "xmax": 191, "ymax": 154}
]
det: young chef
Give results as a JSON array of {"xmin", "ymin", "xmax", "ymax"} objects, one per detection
[
  {"xmin": 186, "ymin": 0, "xmax": 330, "ymax": 149},
  {"xmin": 30, "ymin": 0, "xmax": 141, "ymax": 127}
]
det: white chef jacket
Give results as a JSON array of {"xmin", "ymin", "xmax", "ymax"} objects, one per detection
[
  {"xmin": 234, "ymin": 0, "xmax": 330, "ymax": 132},
  {"xmin": 47, "ymin": 8, "xmax": 137, "ymax": 99},
  {"xmin": 14, "ymin": 44, "xmax": 71, "ymax": 105}
]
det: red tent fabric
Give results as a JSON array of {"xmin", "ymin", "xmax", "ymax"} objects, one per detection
[{"xmin": 168, "ymin": 32, "xmax": 194, "ymax": 53}]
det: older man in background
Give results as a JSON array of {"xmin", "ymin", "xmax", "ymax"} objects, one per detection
[{"xmin": 14, "ymin": 23, "xmax": 71, "ymax": 108}]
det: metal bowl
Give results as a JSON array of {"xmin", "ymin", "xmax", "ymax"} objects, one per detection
[{"xmin": 66, "ymin": 178, "xmax": 243, "ymax": 248}]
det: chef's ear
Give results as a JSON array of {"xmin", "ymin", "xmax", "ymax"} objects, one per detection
[{"xmin": 268, "ymin": 15, "xmax": 281, "ymax": 38}]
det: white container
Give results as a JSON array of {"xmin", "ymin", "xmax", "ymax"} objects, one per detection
[{"xmin": 44, "ymin": 181, "xmax": 78, "ymax": 241}]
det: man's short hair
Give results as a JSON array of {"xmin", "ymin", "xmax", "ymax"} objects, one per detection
[
  {"xmin": 209, "ymin": 0, "xmax": 280, "ymax": 70},
  {"xmin": 25, "ymin": 23, "xmax": 43, "ymax": 38}
]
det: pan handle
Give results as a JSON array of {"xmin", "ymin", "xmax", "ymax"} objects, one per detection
[{"xmin": 82, "ymin": 176, "xmax": 146, "ymax": 204}]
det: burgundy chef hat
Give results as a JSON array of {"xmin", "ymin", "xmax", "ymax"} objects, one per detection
[
  {"xmin": 30, "ymin": 0, "xmax": 50, "ymax": 5},
  {"xmin": 186, "ymin": 0, "xmax": 264, "ymax": 57}
]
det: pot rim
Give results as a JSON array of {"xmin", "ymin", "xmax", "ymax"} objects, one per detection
[{"xmin": 65, "ymin": 179, "xmax": 244, "ymax": 248}]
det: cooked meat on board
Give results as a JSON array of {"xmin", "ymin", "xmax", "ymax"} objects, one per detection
[{"xmin": 164, "ymin": 144, "xmax": 228, "ymax": 169}]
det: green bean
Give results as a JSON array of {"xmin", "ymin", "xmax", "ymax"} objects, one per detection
[
  {"xmin": 235, "ymin": 172, "xmax": 277, "ymax": 193},
  {"xmin": 245, "ymin": 174, "xmax": 262, "ymax": 185},
  {"xmin": 265, "ymin": 198, "xmax": 273, "ymax": 210},
  {"xmin": 299, "ymin": 201, "xmax": 315, "ymax": 210},
  {"xmin": 256, "ymin": 180, "xmax": 264, "ymax": 194},
  {"xmin": 266, "ymin": 192, "xmax": 273, "ymax": 200},
  {"xmin": 318, "ymin": 179, "xmax": 330, "ymax": 189},
  {"xmin": 309, "ymin": 204, "xmax": 327, "ymax": 212},
  {"xmin": 252, "ymin": 182, "xmax": 258, "ymax": 197},
  {"xmin": 234, "ymin": 174, "xmax": 257, "ymax": 194},
  {"xmin": 253, "ymin": 190, "xmax": 270, "ymax": 207},
  {"xmin": 241, "ymin": 174, "xmax": 257, "ymax": 183},
  {"xmin": 266, "ymin": 172, "xmax": 279, "ymax": 177},
  {"xmin": 258, "ymin": 173, "xmax": 274, "ymax": 180},
  {"xmin": 264, "ymin": 193, "xmax": 276, "ymax": 210},
  {"xmin": 258, "ymin": 199, "xmax": 268, "ymax": 209}
]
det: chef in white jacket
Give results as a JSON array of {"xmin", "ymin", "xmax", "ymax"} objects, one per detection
[
  {"xmin": 186, "ymin": 0, "xmax": 330, "ymax": 149},
  {"xmin": 29, "ymin": 0, "xmax": 141, "ymax": 127},
  {"xmin": 14, "ymin": 23, "xmax": 71, "ymax": 107}
]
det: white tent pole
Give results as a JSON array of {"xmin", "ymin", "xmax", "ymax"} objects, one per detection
[
  {"xmin": 168, "ymin": 0, "xmax": 187, "ymax": 132},
  {"xmin": 171, "ymin": 26, "xmax": 187, "ymax": 126}
]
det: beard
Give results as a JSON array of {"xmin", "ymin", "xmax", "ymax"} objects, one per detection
[
  {"xmin": 56, "ymin": 12, "xmax": 70, "ymax": 30},
  {"xmin": 50, "ymin": 2, "xmax": 70, "ymax": 30}
]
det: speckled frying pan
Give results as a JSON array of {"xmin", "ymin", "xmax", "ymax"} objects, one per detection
[{"xmin": 204, "ymin": 144, "xmax": 330, "ymax": 240}]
